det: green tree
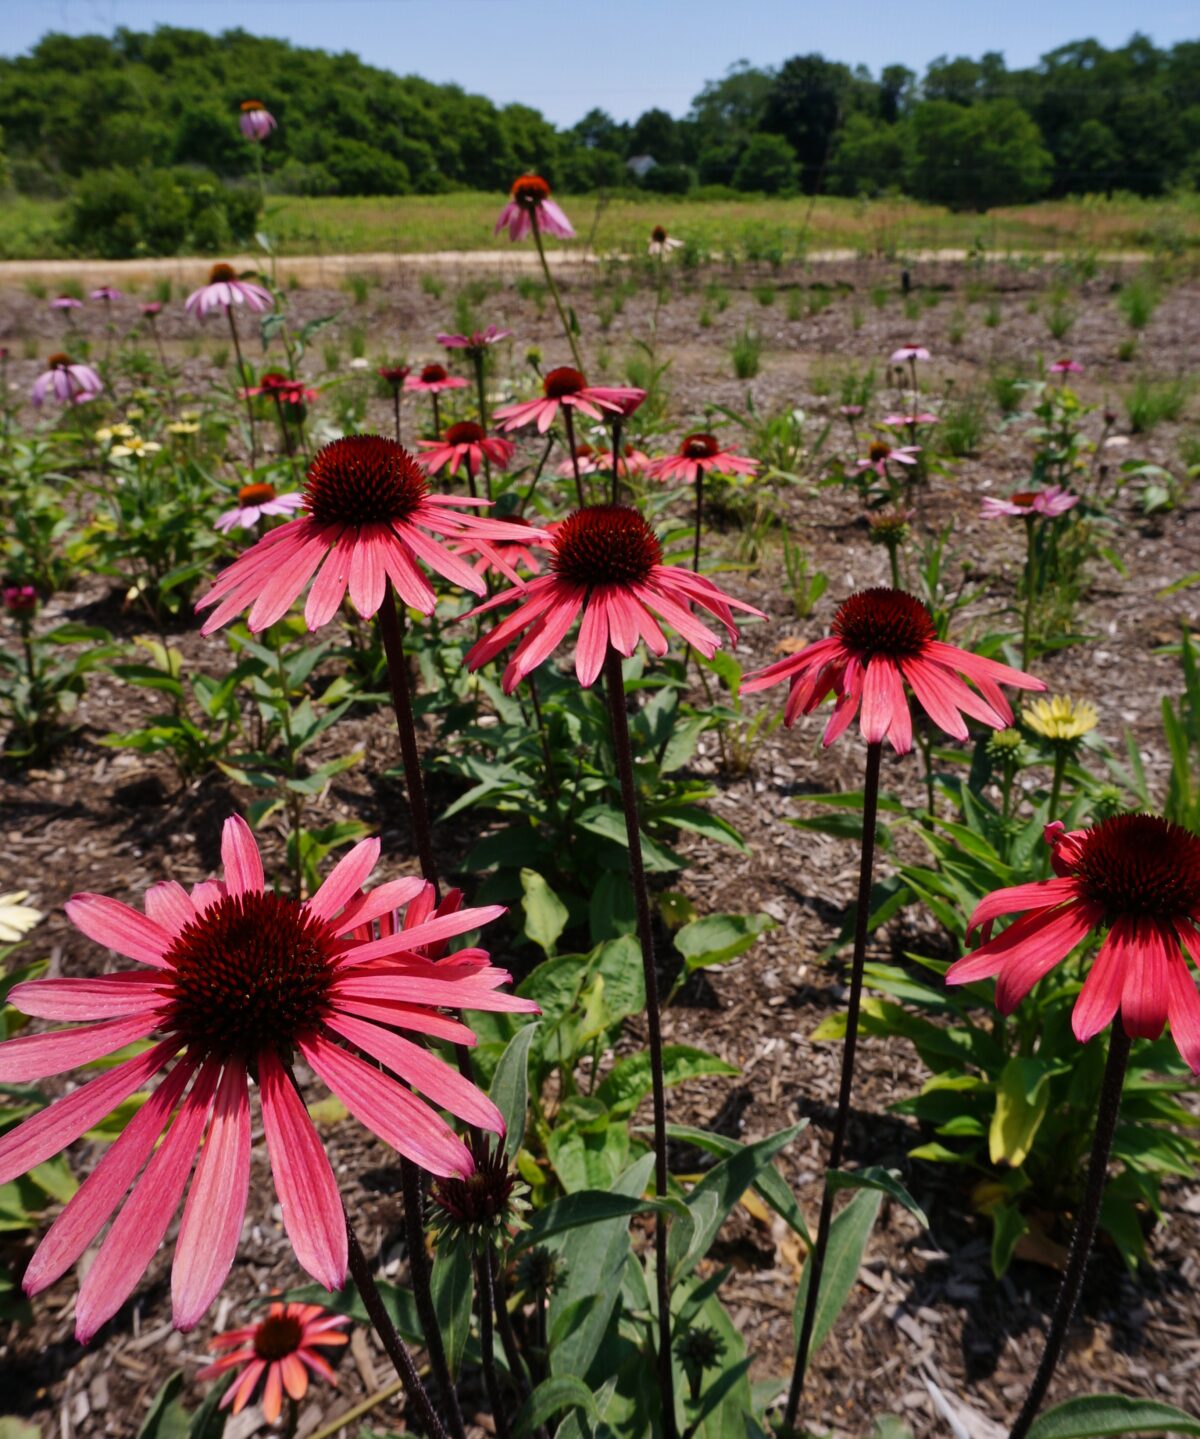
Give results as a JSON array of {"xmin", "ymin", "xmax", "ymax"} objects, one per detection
[
  {"xmin": 732, "ymin": 133, "xmax": 798, "ymax": 194},
  {"xmin": 828, "ymin": 114, "xmax": 905, "ymax": 196},
  {"xmin": 905, "ymin": 99, "xmax": 1051, "ymax": 209}
]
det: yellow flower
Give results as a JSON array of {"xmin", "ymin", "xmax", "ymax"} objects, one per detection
[
  {"xmin": 94, "ymin": 426, "xmax": 114, "ymax": 444},
  {"xmin": 166, "ymin": 421, "xmax": 200, "ymax": 436},
  {"xmin": 1023, "ymin": 695, "xmax": 1098, "ymax": 743},
  {"xmin": 110, "ymin": 435, "xmax": 162, "ymax": 460},
  {"xmin": 180, "ymin": 408, "xmax": 201, "ymax": 422},
  {"xmin": 125, "ymin": 406, "xmax": 145, "ymax": 420},
  {"xmin": 0, "ymin": 890, "xmax": 42, "ymax": 944}
]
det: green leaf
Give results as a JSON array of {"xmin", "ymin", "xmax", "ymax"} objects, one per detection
[
  {"xmin": 1026, "ymin": 1394, "xmax": 1200, "ymax": 1439},
  {"xmin": 0, "ymin": 1422, "xmax": 42, "ymax": 1439},
  {"xmin": 596, "ymin": 1045, "xmax": 738, "ymax": 1119},
  {"xmin": 490, "ymin": 1021, "xmax": 539, "ymax": 1159},
  {"xmin": 431, "ymin": 1243, "xmax": 474, "ymax": 1379},
  {"xmin": 990, "ymin": 1200, "xmax": 1029, "ymax": 1278},
  {"xmin": 514, "ymin": 1190, "xmax": 681, "ymax": 1254},
  {"xmin": 827, "ymin": 1167, "xmax": 927, "ymax": 1227},
  {"xmin": 868, "ymin": 1419, "xmax": 916, "ymax": 1439},
  {"xmin": 515, "ymin": 1377, "xmax": 600, "ymax": 1437},
  {"xmin": 521, "ymin": 869, "xmax": 569, "ymax": 956},
  {"xmin": 674, "ymin": 913, "xmax": 775, "ymax": 972},
  {"xmin": 791, "ymin": 1188, "xmax": 882, "ymax": 1359},
  {"xmin": 136, "ymin": 1375, "xmax": 191, "ymax": 1439},
  {"xmin": 661, "ymin": 1122, "xmax": 810, "ymax": 1245},
  {"xmin": 990, "ymin": 1057, "xmax": 1051, "ymax": 1167}
]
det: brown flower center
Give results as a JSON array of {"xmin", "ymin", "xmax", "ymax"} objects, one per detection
[
  {"xmin": 303, "ymin": 435, "xmax": 428, "ymax": 527},
  {"xmin": 161, "ymin": 892, "xmax": 336, "ymax": 1061},
  {"xmin": 511, "ymin": 175, "xmax": 551, "ymax": 206},
  {"xmin": 444, "ymin": 421, "xmax": 486, "ymax": 445},
  {"xmin": 47, "ymin": 352, "xmax": 72, "ymax": 369},
  {"xmin": 208, "ymin": 263, "xmax": 238, "ymax": 284},
  {"xmin": 1009, "ymin": 491, "xmax": 1036, "ymax": 506},
  {"xmin": 253, "ymin": 1313, "xmax": 305, "ymax": 1361},
  {"xmin": 1074, "ymin": 815, "xmax": 1200, "ymax": 920},
  {"xmin": 241, "ymin": 100, "xmax": 267, "ymax": 113},
  {"xmin": 238, "ymin": 482, "xmax": 277, "ymax": 506},
  {"xmin": 543, "ymin": 366, "xmax": 586, "ymax": 399},
  {"xmin": 552, "ymin": 505, "xmax": 662, "ymax": 589},
  {"xmin": 420, "ymin": 364, "xmax": 448, "ymax": 384},
  {"xmin": 652, "ymin": 225, "xmax": 668, "ymax": 244},
  {"xmin": 832, "ymin": 588, "xmax": 936, "ymax": 661},
  {"xmin": 680, "ymin": 433, "xmax": 719, "ymax": 460},
  {"xmin": 868, "ymin": 441, "xmax": 891, "ymax": 463}
]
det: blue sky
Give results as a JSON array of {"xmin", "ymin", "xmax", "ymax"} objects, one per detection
[{"xmin": 6, "ymin": 0, "xmax": 1197, "ymax": 126}]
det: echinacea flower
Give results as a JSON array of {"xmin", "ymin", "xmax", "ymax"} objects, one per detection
[
  {"xmin": 451, "ymin": 515, "xmax": 547, "ymax": 579},
  {"xmin": 882, "ymin": 412, "xmax": 939, "ymax": 427},
  {"xmin": 90, "ymin": 287, "xmax": 122, "ymax": 303},
  {"xmin": 495, "ymin": 368, "xmax": 644, "ymax": 436},
  {"xmin": 648, "ymin": 226, "xmax": 684, "ymax": 257},
  {"xmin": 185, "ymin": 264, "xmax": 274, "ymax": 319},
  {"xmin": 141, "ymin": 302, "xmax": 163, "ymax": 317},
  {"xmin": 199, "ymin": 1301, "xmax": 348, "ymax": 1420},
  {"xmin": 404, "ymin": 364, "xmax": 469, "ymax": 396},
  {"xmin": 980, "ymin": 486, "xmax": 1079, "ymax": 519},
  {"xmin": 110, "ymin": 436, "xmax": 161, "ymax": 461},
  {"xmin": 598, "ymin": 444, "xmax": 652, "ymax": 478},
  {"xmin": 428, "ymin": 1135, "xmax": 529, "ymax": 1252},
  {"xmin": 0, "ymin": 890, "xmax": 41, "ymax": 944},
  {"xmin": 853, "ymin": 440, "xmax": 920, "ymax": 479},
  {"xmin": 647, "ymin": 433, "xmax": 760, "ymax": 485},
  {"xmin": 240, "ymin": 373, "xmax": 318, "ymax": 406},
  {"xmin": 1023, "ymin": 695, "xmax": 1098, "ymax": 743},
  {"xmin": 464, "ymin": 503, "xmax": 762, "ymax": 692},
  {"xmin": 438, "ymin": 327, "xmax": 512, "ymax": 355},
  {"xmin": 494, "ymin": 175, "xmax": 575, "ymax": 242},
  {"xmin": 239, "ymin": 100, "xmax": 277, "ymax": 142},
  {"xmin": 197, "ymin": 434, "xmax": 543, "ymax": 632},
  {"xmin": 839, "ymin": 404, "xmax": 864, "ymax": 419},
  {"xmin": 215, "ymin": 482, "xmax": 306, "ymax": 533},
  {"xmin": 31, "ymin": 354, "xmax": 102, "ymax": 408},
  {"xmin": 50, "ymin": 296, "xmax": 83, "ymax": 312},
  {"xmin": 417, "ymin": 422, "xmax": 515, "ymax": 480},
  {"xmin": 946, "ymin": 815, "xmax": 1200, "ymax": 1071},
  {"xmin": 0, "ymin": 815, "xmax": 536, "ymax": 1340},
  {"xmin": 556, "ymin": 443, "xmax": 601, "ymax": 478},
  {"xmin": 378, "ymin": 364, "xmax": 411, "ymax": 388},
  {"xmin": 740, "ymin": 587, "xmax": 1043, "ymax": 753},
  {"xmin": 1049, "ymin": 358, "xmax": 1083, "ymax": 375},
  {"xmin": 890, "ymin": 344, "xmax": 930, "ymax": 363},
  {"xmin": 3, "ymin": 586, "xmax": 38, "ymax": 616}
]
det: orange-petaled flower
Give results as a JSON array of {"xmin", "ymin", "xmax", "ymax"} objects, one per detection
[
  {"xmin": 947, "ymin": 816, "xmax": 1200, "ymax": 1071},
  {"xmin": 741, "ymin": 587, "xmax": 1043, "ymax": 753},
  {"xmin": 465, "ymin": 503, "xmax": 762, "ymax": 692},
  {"xmin": 199, "ymin": 1301, "xmax": 348, "ymax": 1419},
  {"xmin": 196, "ymin": 435, "xmax": 544, "ymax": 632}
]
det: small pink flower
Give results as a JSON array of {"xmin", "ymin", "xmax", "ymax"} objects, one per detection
[
  {"xmin": 648, "ymin": 225, "xmax": 685, "ymax": 257},
  {"xmin": 3, "ymin": 585, "xmax": 38, "ymax": 614},
  {"xmin": 494, "ymin": 367, "xmax": 644, "ymax": 435},
  {"xmin": 839, "ymin": 404, "xmax": 864, "ymax": 419},
  {"xmin": 980, "ymin": 486, "xmax": 1079, "ymax": 519},
  {"xmin": 882, "ymin": 412, "xmax": 939, "ymax": 427},
  {"xmin": 240, "ymin": 373, "xmax": 318, "ymax": 406},
  {"xmin": 556, "ymin": 444, "xmax": 602, "ymax": 478},
  {"xmin": 239, "ymin": 101, "xmax": 276, "ymax": 141},
  {"xmin": 598, "ymin": 445, "xmax": 652, "ymax": 477},
  {"xmin": 185, "ymin": 264, "xmax": 273, "ymax": 319},
  {"xmin": 378, "ymin": 364, "xmax": 411, "ymax": 388},
  {"xmin": 90, "ymin": 286, "xmax": 122, "ymax": 303},
  {"xmin": 417, "ymin": 422, "xmax": 515, "ymax": 480},
  {"xmin": 199, "ymin": 1300, "xmax": 348, "ymax": 1421},
  {"xmin": 404, "ymin": 364, "xmax": 469, "ymax": 396},
  {"xmin": 438, "ymin": 327, "xmax": 512, "ymax": 354},
  {"xmin": 890, "ymin": 344, "xmax": 930, "ymax": 363},
  {"xmin": 852, "ymin": 440, "xmax": 920, "ymax": 478},
  {"xmin": 495, "ymin": 175, "xmax": 575, "ymax": 242},
  {"xmin": 1049, "ymin": 358, "xmax": 1083, "ymax": 375},
  {"xmin": 141, "ymin": 302, "xmax": 163, "ymax": 317},
  {"xmin": 50, "ymin": 296, "xmax": 83, "ymax": 311},
  {"xmin": 215, "ymin": 482, "xmax": 306, "ymax": 533},
  {"xmin": 648, "ymin": 433, "xmax": 760, "ymax": 484},
  {"xmin": 451, "ymin": 515, "xmax": 548, "ymax": 580},
  {"xmin": 31, "ymin": 353, "xmax": 102, "ymax": 408}
]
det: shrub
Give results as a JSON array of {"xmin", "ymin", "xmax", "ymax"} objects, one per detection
[
  {"xmin": 730, "ymin": 327, "xmax": 762, "ymax": 379},
  {"xmin": 62, "ymin": 166, "xmax": 261, "ymax": 259}
]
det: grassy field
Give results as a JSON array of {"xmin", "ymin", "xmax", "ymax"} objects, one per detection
[{"xmin": 2, "ymin": 190, "xmax": 1199, "ymax": 262}]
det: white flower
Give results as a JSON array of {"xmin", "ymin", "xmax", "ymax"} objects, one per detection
[{"xmin": 0, "ymin": 891, "xmax": 42, "ymax": 944}]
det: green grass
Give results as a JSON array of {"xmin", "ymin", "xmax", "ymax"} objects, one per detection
[{"xmin": 2, "ymin": 191, "xmax": 1200, "ymax": 263}]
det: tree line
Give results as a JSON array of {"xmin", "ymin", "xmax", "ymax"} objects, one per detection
[{"xmin": 1, "ymin": 26, "xmax": 1198, "ymax": 215}]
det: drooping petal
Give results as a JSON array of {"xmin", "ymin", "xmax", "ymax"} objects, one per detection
[
  {"xmin": 859, "ymin": 656, "xmax": 906, "ymax": 748},
  {"xmin": 172, "ymin": 1060, "xmax": 252, "ymax": 1330},
  {"xmin": 1118, "ymin": 917, "xmax": 1172, "ymax": 1040},
  {"xmin": 574, "ymin": 596, "xmax": 610, "ymax": 687},
  {"xmin": 946, "ymin": 900, "xmax": 1101, "ymax": 1007},
  {"xmin": 1164, "ymin": 947, "xmax": 1200, "ymax": 1073},
  {"xmin": 1071, "ymin": 923, "xmax": 1127, "ymax": 1043},
  {"xmin": 258, "ymin": 1049, "xmax": 347, "ymax": 1291},
  {"xmin": 64, "ymin": 895, "xmax": 174, "ymax": 968}
]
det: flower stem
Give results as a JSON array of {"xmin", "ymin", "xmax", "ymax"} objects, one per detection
[
  {"xmin": 345, "ymin": 1211, "xmax": 452, "ymax": 1439},
  {"xmin": 1022, "ymin": 515, "xmax": 1036, "ymax": 670},
  {"xmin": 601, "ymin": 646, "xmax": 678, "ymax": 1439},
  {"xmin": 520, "ymin": 435, "xmax": 556, "ymax": 517},
  {"xmin": 530, "ymin": 211, "xmax": 584, "ymax": 373},
  {"xmin": 392, "ymin": 388, "xmax": 403, "ymax": 445},
  {"xmin": 692, "ymin": 466, "xmax": 704, "ymax": 573},
  {"xmin": 226, "ymin": 307, "xmax": 258, "ymax": 467},
  {"xmin": 784, "ymin": 739, "xmax": 883, "ymax": 1432},
  {"xmin": 432, "ymin": 391, "xmax": 441, "ymax": 440},
  {"xmin": 610, "ymin": 416, "xmax": 624, "ymax": 505},
  {"xmin": 491, "ymin": 1251, "xmax": 533, "ymax": 1398},
  {"xmin": 475, "ymin": 1248, "xmax": 514, "ymax": 1439},
  {"xmin": 376, "ymin": 581, "xmax": 439, "ymax": 888},
  {"xmin": 472, "ymin": 351, "xmax": 493, "ymax": 502},
  {"xmin": 1008, "ymin": 1023, "xmax": 1132, "ymax": 1439},
  {"xmin": 401, "ymin": 1158, "xmax": 466, "ymax": 1439},
  {"xmin": 562, "ymin": 407, "xmax": 586, "ymax": 507}
]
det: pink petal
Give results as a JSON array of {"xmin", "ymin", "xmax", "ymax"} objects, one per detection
[
  {"xmin": 75, "ymin": 1061, "xmax": 220, "ymax": 1342},
  {"xmin": 304, "ymin": 531, "xmax": 355, "ymax": 629},
  {"xmin": 258, "ymin": 1049, "xmax": 347, "ymax": 1291},
  {"xmin": 228, "ymin": 1358, "xmax": 266, "ymax": 1414},
  {"xmin": 23, "ymin": 1058, "xmax": 198, "ymax": 1296},
  {"xmin": 0, "ymin": 1012, "xmax": 162, "ymax": 1083},
  {"xmin": 143, "ymin": 882, "xmax": 197, "ymax": 936},
  {"xmin": 306, "ymin": 839, "xmax": 381, "ymax": 923},
  {"xmin": 967, "ymin": 878, "xmax": 1079, "ymax": 941},
  {"xmin": 1072, "ymin": 924, "xmax": 1127, "ymax": 1043},
  {"xmin": 574, "ymin": 598, "xmax": 610, "ymax": 687},
  {"xmin": 348, "ymin": 528, "xmax": 388, "ymax": 617},
  {"xmin": 281, "ymin": 1353, "xmax": 309, "ymax": 1401},
  {"xmin": 332, "ymin": 997, "xmax": 476, "ymax": 1044},
  {"xmin": 339, "ymin": 903, "xmax": 506, "ymax": 965},
  {"xmin": 221, "ymin": 815, "xmax": 264, "ymax": 897},
  {"xmin": 172, "ymin": 1061, "xmax": 252, "ymax": 1330},
  {"xmin": 859, "ymin": 656, "xmax": 906, "ymax": 748},
  {"xmin": 1119, "ymin": 917, "xmax": 1172, "ymax": 1040},
  {"xmin": 7, "ymin": 970, "xmax": 166, "ymax": 1021},
  {"xmin": 333, "ymin": 876, "xmax": 426, "ymax": 935},
  {"xmin": 1165, "ymin": 945, "xmax": 1200, "ymax": 1073},
  {"xmin": 65, "ymin": 895, "xmax": 173, "ymax": 968},
  {"xmin": 299, "ymin": 1033, "xmax": 472, "ymax": 1178}
]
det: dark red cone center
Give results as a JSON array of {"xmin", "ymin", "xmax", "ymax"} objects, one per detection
[
  {"xmin": 832, "ymin": 587, "xmax": 936, "ymax": 661},
  {"xmin": 1075, "ymin": 815, "xmax": 1200, "ymax": 920},
  {"xmin": 552, "ymin": 505, "xmax": 662, "ymax": 589},
  {"xmin": 303, "ymin": 435, "xmax": 428, "ymax": 527}
]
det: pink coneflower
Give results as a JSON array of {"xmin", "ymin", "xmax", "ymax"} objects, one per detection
[
  {"xmin": 556, "ymin": 443, "xmax": 601, "ymax": 478},
  {"xmin": 3, "ymin": 585, "xmax": 38, "ymax": 614},
  {"xmin": 451, "ymin": 514, "xmax": 548, "ymax": 580},
  {"xmin": 197, "ymin": 435, "xmax": 542, "ymax": 632},
  {"xmin": 185, "ymin": 263, "xmax": 274, "ymax": 318},
  {"xmin": 882, "ymin": 412, "xmax": 939, "ymax": 427},
  {"xmin": 141, "ymin": 302, "xmax": 163, "ymax": 317},
  {"xmin": 494, "ymin": 175, "xmax": 575, "ymax": 242},
  {"xmin": 648, "ymin": 225, "xmax": 685, "ymax": 257},
  {"xmin": 839, "ymin": 404, "xmax": 864, "ymax": 419},
  {"xmin": 215, "ymin": 482, "xmax": 306, "ymax": 533},
  {"xmin": 0, "ymin": 816, "xmax": 536, "ymax": 1341},
  {"xmin": 31, "ymin": 353, "xmax": 102, "ymax": 407},
  {"xmin": 464, "ymin": 503, "xmax": 762, "ymax": 692},
  {"xmin": 239, "ymin": 100, "xmax": 277, "ymax": 142},
  {"xmin": 199, "ymin": 1301, "xmax": 349, "ymax": 1421},
  {"xmin": 853, "ymin": 439, "xmax": 920, "ymax": 479},
  {"xmin": 647, "ymin": 433, "xmax": 760, "ymax": 485},
  {"xmin": 740, "ymin": 587, "xmax": 1043, "ymax": 753},
  {"xmin": 378, "ymin": 364, "xmax": 410, "ymax": 387},
  {"xmin": 980, "ymin": 486, "xmax": 1079, "ymax": 519},
  {"xmin": 1049, "ymin": 358, "xmax": 1083, "ymax": 375},
  {"xmin": 417, "ymin": 422, "xmax": 515, "ymax": 480},
  {"xmin": 241, "ymin": 372, "xmax": 318, "ymax": 407},
  {"xmin": 404, "ymin": 364, "xmax": 468, "ymax": 397},
  {"xmin": 90, "ymin": 287, "xmax": 122, "ymax": 303},
  {"xmin": 50, "ymin": 296, "xmax": 83, "ymax": 311},
  {"xmin": 495, "ymin": 367, "xmax": 645, "ymax": 435},
  {"xmin": 438, "ymin": 327, "xmax": 512, "ymax": 355},
  {"xmin": 597, "ymin": 444, "xmax": 651, "ymax": 478},
  {"xmin": 890, "ymin": 344, "xmax": 929, "ymax": 363},
  {"xmin": 947, "ymin": 816, "xmax": 1200, "ymax": 1070}
]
